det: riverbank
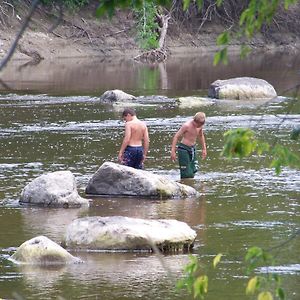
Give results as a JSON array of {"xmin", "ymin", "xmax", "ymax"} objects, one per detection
[{"xmin": 1, "ymin": 3, "xmax": 300, "ymax": 63}]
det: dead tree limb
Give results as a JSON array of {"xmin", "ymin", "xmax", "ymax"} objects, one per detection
[
  {"xmin": 135, "ymin": 12, "xmax": 170, "ymax": 63},
  {"xmin": 18, "ymin": 44, "xmax": 43, "ymax": 62},
  {"xmin": 158, "ymin": 14, "xmax": 170, "ymax": 50}
]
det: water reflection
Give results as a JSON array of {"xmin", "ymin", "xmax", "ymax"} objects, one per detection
[
  {"xmin": 20, "ymin": 207, "xmax": 89, "ymax": 241},
  {"xmin": 14, "ymin": 253, "xmax": 190, "ymax": 299},
  {"xmin": 1, "ymin": 51, "xmax": 300, "ymax": 96}
]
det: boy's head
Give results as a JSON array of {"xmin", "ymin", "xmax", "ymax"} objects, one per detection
[
  {"xmin": 193, "ymin": 112, "xmax": 206, "ymax": 127},
  {"xmin": 122, "ymin": 108, "xmax": 136, "ymax": 118}
]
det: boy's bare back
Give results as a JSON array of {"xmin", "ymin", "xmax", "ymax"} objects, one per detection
[{"xmin": 126, "ymin": 119, "xmax": 147, "ymax": 146}]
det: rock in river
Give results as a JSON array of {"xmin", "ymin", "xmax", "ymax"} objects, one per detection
[
  {"xmin": 208, "ymin": 77, "xmax": 277, "ymax": 99},
  {"xmin": 100, "ymin": 89, "xmax": 136, "ymax": 103},
  {"xmin": 10, "ymin": 235, "xmax": 82, "ymax": 265},
  {"xmin": 85, "ymin": 162, "xmax": 198, "ymax": 198},
  {"xmin": 20, "ymin": 170, "xmax": 90, "ymax": 208},
  {"xmin": 63, "ymin": 216, "xmax": 197, "ymax": 252}
]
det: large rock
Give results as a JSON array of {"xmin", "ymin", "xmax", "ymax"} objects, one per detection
[
  {"xmin": 208, "ymin": 77, "xmax": 277, "ymax": 99},
  {"xmin": 10, "ymin": 236, "xmax": 82, "ymax": 265},
  {"xmin": 100, "ymin": 89, "xmax": 136, "ymax": 103},
  {"xmin": 85, "ymin": 162, "xmax": 198, "ymax": 198},
  {"xmin": 63, "ymin": 216, "xmax": 196, "ymax": 252},
  {"xmin": 20, "ymin": 171, "xmax": 90, "ymax": 208}
]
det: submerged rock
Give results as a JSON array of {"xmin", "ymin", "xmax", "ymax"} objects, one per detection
[
  {"xmin": 208, "ymin": 77, "xmax": 277, "ymax": 99},
  {"xmin": 100, "ymin": 89, "xmax": 136, "ymax": 103},
  {"xmin": 85, "ymin": 162, "xmax": 198, "ymax": 198},
  {"xmin": 63, "ymin": 216, "xmax": 196, "ymax": 252},
  {"xmin": 10, "ymin": 236, "xmax": 82, "ymax": 265},
  {"xmin": 177, "ymin": 96, "xmax": 215, "ymax": 108},
  {"xmin": 20, "ymin": 171, "xmax": 90, "ymax": 208}
]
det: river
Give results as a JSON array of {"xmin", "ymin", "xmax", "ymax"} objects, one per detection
[{"xmin": 0, "ymin": 51, "xmax": 299, "ymax": 299}]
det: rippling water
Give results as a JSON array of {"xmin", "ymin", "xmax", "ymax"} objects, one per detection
[{"xmin": 0, "ymin": 52, "xmax": 299, "ymax": 299}]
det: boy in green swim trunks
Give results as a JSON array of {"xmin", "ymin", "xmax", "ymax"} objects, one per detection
[{"xmin": 171, "ymin": 112, "xmax": 207, "ymax": 178}]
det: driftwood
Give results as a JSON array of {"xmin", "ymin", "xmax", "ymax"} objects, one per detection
[{"xmin": 18, "ymin": 44, "xmax": 43, "ymax": 62}]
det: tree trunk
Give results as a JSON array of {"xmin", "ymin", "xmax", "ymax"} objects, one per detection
[{"xmin": 158, "ymin": 14, "xmax": 170, "ymax": 50}]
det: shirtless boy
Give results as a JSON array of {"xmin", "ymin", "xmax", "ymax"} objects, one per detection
[
  {"xmin": 118, "ymin": 108, "xmax": 149, "ymax": 169},
  {"xmin": 171, "ymin": 112, "xmax": 207, "ymax": 178}
]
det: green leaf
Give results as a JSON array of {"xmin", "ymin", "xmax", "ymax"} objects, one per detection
[
  {"xmin": 240, "ymin": 45, "xmax": 252, "ymax": 59},
  {"xmin": 284, "ymin": 0, "xmax": 298, "ymax": 9},
  {"xmin": 213, "ymin": 51, "xmax": 221, "ymax": 66},
  {"xmin": 96, "ymin": 1, "xmax": 115, "ymax": 18},
  {"xmin": 193, "ymin": 275, "xmax": 208, "ymax": 298},
  {"xmin": 213, "ymin": 253, "xmax": 222, "ymax": 268},
  {"xmin": 183, "ymin": 0, "xmax": 191, "ymax": 11},
  {"xmin": 246, "ymin": 276, "xmax": 259, "ymax": 295},
  {"xmin": 213, "ymin": 48, "xmax": 228, "ymax": 65},
  {"xmin": 258, "ymin": 291, "xmax": 274, "ymax": 300},
  {"xmin": 276, "ymin": 287, "xmax": 285, "ymax": 300},
  {"xmin": 216, "ymin": 32, "xmax": 230, "ymax": 46},
  {"xmin": 196, "ymin": 0, "xmax": 204, "ymax": 9},
  {"xmin": 271, "ymin": 144, "xmax": 300, "ymax": 175},
  {"xmin": 216, "ymin": 0, "xmax": 223, "ymax": 7}
]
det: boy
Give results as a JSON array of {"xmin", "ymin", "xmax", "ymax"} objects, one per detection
[
  {"xmin": 171, "ymin": 112, "xmax": 207, "ymax": 178},
  {"xmin": 118, "ymin": 108, "xmax": 149, "ymax": 169}
]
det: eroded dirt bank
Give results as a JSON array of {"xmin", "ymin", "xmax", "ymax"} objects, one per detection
[{"xmin": 1, "ymin": 2, "xmax": 300, "ymax": 64}]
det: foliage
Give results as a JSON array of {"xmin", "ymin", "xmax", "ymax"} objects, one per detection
[
  {"xmin": 94, "ymin": 0, "xmax": 300, "ymax": 62},
  {"xmin": 221, "ymin": 128, "xmax": 300, "ymax": 175},
  {"xmin": 177, "ymin": 254, "xmax": 221, "ymax": 299},
  {"xmin": 245, "ymin": 247, "xmax": 286, "ymax": 300},
  {"xmin": 96, "ymin": 0, "xmax": 171, "ymax": 18},
  {"xmin": 270, "ymin": 144, "xmax": 300, "ymax": 174},
  {"xmin": 177, "ymin": 248, "xmax": 287, "ymax": 300},
  {"xmin": 41, "ymin": 0, "xmax": 89, "ymax": 10},
  {"xmin": 186, "ymin": 0, "xmax": 300, "ymax": 65},
  {"xmin": 134, "ymin": 1, "xmax": 160, "ymax": 50}
]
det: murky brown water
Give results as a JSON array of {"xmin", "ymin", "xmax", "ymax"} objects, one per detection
[{"xmin": 0, "ymin": 51, "xmax": 299, "ymax": 299}]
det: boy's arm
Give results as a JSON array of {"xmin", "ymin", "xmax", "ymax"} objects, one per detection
[
  {"xmin": 171, "ymin": 125, "xmax": 186, "ymax": 161},
  {"xmin": 198, "ymin": 128, "xmax": 207, "ymax": 159},
  {"xmin": 118, "ymin": 123, "xmax": 131, "ymax": 162},
  {"xmin": 142, "ymin": 125, "xmax": 149, "ymax": 162}
]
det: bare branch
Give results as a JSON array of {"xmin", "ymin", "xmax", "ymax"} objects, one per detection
[{"xmin": 0, "ymin": 0, "xmax": 40, "ymax": 72}]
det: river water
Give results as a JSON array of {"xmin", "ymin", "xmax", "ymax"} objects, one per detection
[{"xmin": 0, "ymin": 51, "xmax": 299, "ymax": 299}]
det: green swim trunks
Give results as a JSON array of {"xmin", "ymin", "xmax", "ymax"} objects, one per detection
[{"xmin": 177, "ymin": 143, "xmax": 198, "ymax": 178}]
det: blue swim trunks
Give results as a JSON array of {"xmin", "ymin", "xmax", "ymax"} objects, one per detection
[{"xmin": 123, "ymin": 146, "xmax": 144, "ymax": 169}]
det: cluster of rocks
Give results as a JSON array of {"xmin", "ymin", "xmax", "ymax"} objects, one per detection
[
  {"xmin": 99, "ymin": 77, "xmax": 277, "ymax": 108},
  {"xmin": 12, "ymin": 162, "xmax": 198, "ymax": 265}
]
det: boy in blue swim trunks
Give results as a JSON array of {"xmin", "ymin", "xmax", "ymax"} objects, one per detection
[
  {"xmin": 118, "ymin": 108, "xmax": 149, "ymax": 169},
  {"xmin": 171, "ymin": 112, "xmax": 207, "ymax": 178}
]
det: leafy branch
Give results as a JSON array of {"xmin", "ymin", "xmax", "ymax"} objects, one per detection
[
  {"xmin": 221, "ymin": 128, "xmax": 300, "ymax": 175},
  {"xmin": 177, "ymin": 253, "xmax": 222, "ymax": 299}
]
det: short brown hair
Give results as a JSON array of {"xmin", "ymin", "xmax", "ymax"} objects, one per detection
[
  {"xmin": 193, "ymin": 112, "xmax": 206, "ymax": 123},
  {"xmin": 122, "ymin": 108, "xmax": 136, "ymax": 117}
]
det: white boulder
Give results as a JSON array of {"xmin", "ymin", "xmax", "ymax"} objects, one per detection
[
  {"xmin": 63, "ymin": 216, "xmax": 196, "ymax": 252},
  {"xmin": 177, "ymin": 96, "xmax": 214, "ymax": 108},
  {"xmin": 100, "ymin": 89, "xmax": 136, "ymax": 103},
  {"xmin": 85, "ymin": 162, "xmax": 198, "ymax": 198},
  {"xmin": 20, "ymin": 171, "xmax": 90, "ymax": 208},
  {"xmin": 10, "ymin": 236, "xmax": 82, "ymax": 265},
  {"xmin": 208, "ymin": 77, "xmax": 277, "ymax": 99}
]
